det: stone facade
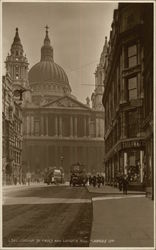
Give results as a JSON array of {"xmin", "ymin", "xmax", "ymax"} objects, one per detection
[
  {"xmin": 3, "ymin": 28, "xmax": 31, "ymax": 185},
  {"xmin": 2, "ymin": 73, "xmax": 23, "ymax": 185},
  {"xmin": 14, "ymin": 27, "xmax": 105, "ymax": 179},
  {"xmin": 102, "ymin": 3, "xmax": 153, "ymax": 189}
]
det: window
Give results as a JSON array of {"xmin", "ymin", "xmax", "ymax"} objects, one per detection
[
  {"xmin": 128, "ymin": 45, "xmax": 137, "ymax": 67},
  {"xmin": 127, "ymin": 14, "xmax": 134, "ymax": 25},
  {"xmin": 16, "ymin": 74, "xmax": 19, "ymax": 80},
  {"xmin": 127, "ymin": 111, "xmax": 138, "ymax": 138},
  {"xmin": 128, "ymin": 77, "xmax": 137, "ymax": 100}
]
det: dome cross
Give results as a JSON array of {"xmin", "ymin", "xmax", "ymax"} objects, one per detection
[{"xmin": 45, "ymin": 25, "xmax": 49, "ymax": 33}]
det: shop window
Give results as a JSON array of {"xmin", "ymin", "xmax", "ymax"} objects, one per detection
[
  {"xmin": 128, "ymin": 44, "xmax": 137, "ymax": 67},
  {"xmin": 127, "ymin": 151, "xmax": 140, "ymax": 183},
  {"xmin": 128, "ymin": 76, "xmax": 137, "ymax": 100}
]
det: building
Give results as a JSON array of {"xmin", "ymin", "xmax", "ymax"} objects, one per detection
[
  {"xmin": 2, "ymin": 74, "xmax": 23, "ymax": 185},
  {"xmin": 3, "ymin": 28, "xmax": 31, "ymax": 185},
  {"xmin": 10, "ymin": 26, "xmax": 105, "ymax": 178},
  {"xmin": 91, "ymin": 36, "xmax": 108, "ymax": 112},
  {"xmin": 102, "ymin": 3, "xmax": 154, "ymax": 190},
  {"xmin": 142, "ymin": 4, "xmax": 154, "ymax": 198}
]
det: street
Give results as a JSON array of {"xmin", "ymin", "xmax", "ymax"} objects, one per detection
[
  {"xmin": 3, "ymin": 184, "xmax": 154, "ymax": 248},
  {"xmin": 3, "ymin": 184, "xmax": 92, "ymax": 247}
]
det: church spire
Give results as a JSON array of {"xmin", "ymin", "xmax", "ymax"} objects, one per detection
[
  {"xmin": 13, "ymin": 28, "xmax": 21, "ymax": 44},
  {"xmin": 41, "ymin": 25, "xmax": 54, "ymax": 61},
  {"xmin": 11, "ymin": 27, "xmax": 23, "ymax": 56},
  {"xmin": 5, "ymin": 27, "xmax": 29, "ymax": 83}
]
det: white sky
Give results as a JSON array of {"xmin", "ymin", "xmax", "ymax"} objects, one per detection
[{"xmin": 2, "ymin": 2, "xmax": 118, "ymax": 103}]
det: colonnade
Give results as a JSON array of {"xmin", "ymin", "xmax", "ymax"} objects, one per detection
[{"xmin": 25, "ymin": 114, "xmax": 91, "ymax": 137}]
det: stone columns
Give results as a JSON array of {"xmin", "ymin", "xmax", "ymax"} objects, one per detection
[
  {"xmin": 96, "ymin": 119, "xmax": 99, "ymax": 138},
  {"xmin": 140, "ymin": 150, "xmax": 144, "ymax": 183},
  {"xmin": 27, "ymin": 115, "xmax": 30, "ymax": 135},
  {"xmin": 88, "ymin": 117, "xmax": 91, "ymax": 137},
  {"xmin": 31, "ymin": 115, "xmax": 34, "ymax": 136},
  {"xmin": 55, "ymin": 115, "xmax": 58, "ymax": 136},
  {"xmin": 84, "ymin": 117, "xmax": 86, "ymax": 137},
  {"xmin": 40, "ymin": 115, "xmax": 44, "ymax": 136},
  {"xmin": 70, "ymin": 116, "xmax": 73, "ymax": 137},
  {"xmin": 74, "ymin": 117, "xmax": 77, "ymax": 137},
  {"xmin": 124, "ymin": 152, "xmax": 128, "ymax": 175},
  {"xmin": 46, "ymin": 115, "xmax": 48, "ymax": 136},
  {"xmin": 59, "ymin": 116, "xmax": 62, "ymax": 137}
]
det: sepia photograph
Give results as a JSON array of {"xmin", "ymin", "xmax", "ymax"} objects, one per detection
[{"xmin": 1, "ymin": 0, "xmax": 155, "ymax": 249}]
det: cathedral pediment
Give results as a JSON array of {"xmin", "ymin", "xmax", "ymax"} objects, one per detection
[{"xmin": 42, "ymin": 95, "xmax": 91, "ymax": 110}]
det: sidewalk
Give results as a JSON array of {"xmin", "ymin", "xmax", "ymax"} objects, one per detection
[
  {"xmin": 87, "ymin": 184, "xmax": 146, "ymax": 195},
  {"xmin": 2, "ymin": 182, "xmax": 46, "ymax": 191},
  {"xmin": 88, "ymin": 186, "xmax": 154, "ymax": 248},
  {"xmin": 2, "ymin": 182, "xmax": 69, "ymax": 192}
]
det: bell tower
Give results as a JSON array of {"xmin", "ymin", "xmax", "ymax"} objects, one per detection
[
  {"xmin": 91, "ymin": 37, "xmax": 108, "ymax": 111},
  {"xmin": 5, "ymin": 28, "xmax": 31, "ymax": 103}
]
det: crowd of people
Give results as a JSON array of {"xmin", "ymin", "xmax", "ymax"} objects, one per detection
[
  {"xmin": 88, "ymin": 174, "xmax": 105, "ymax": 188},
  {"xmin": 88, "ymin": 173, "xmax": 129, "ymax": 195}
]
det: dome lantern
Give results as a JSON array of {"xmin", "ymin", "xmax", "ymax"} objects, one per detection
[{"xmin": 41, "ymin": 25, "xmax": 54, "ymax": 62}]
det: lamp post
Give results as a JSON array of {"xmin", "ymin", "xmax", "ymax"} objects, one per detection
[{"xmin": 60, "ymin": 156, "xmax": 64, "ymax": 168}]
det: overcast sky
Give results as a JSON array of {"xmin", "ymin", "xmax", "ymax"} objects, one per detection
[{"xmin": 2, "ymin": 2, "xmax": 118, "ymax": 103}]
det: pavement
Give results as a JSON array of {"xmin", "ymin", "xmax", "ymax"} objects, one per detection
[
  {"xmin": 87, "ymin": 185, "xmax": 154, "ymax": 248},
  {"xmin": 87, "ymin": 184, "xmax": 146, "ymax": 195},
  {"xmin": 3, "ymin": 185, "xmax": 92, "ymax": 247},
  {"xmin": 2, "ymin": 183, "xmax": 155, "ymax": 248}
]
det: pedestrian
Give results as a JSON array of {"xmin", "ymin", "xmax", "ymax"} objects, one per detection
[
  {"xmin": 92, "ymin": 175, "xmax": 96, "ymax": 187},
  {"xmin": 101, "ymin": 175, "xmax": 105, "ymax": 186},
  {"xmin": 97, "ymin": 175, "xmax": 101, "ymax": 188},
  {"xmin": 89, "ymin": 176, "xmax": 92, "ymax": 186},
  {"xmin": 122, "ymin": 175, "xmax": 129, "ymax": 195},
  {"xmin": 118, "ymin": 176, "xmax": 123, "ymax": 191}
]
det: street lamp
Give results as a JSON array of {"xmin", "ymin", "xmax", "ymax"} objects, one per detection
[{"xmin": 60, "ymin": 156, "xmax": 64, "ymax": 168}]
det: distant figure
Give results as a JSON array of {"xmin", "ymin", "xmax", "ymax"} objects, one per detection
[
  {"xmin": 26, "ymin": 172, "xmax": 31, "ymax": 185},
  {"xmin": 97, "ymin": 175, "xmax": 101, "ymax": 188},
  {"xmin": 122, "ymin": 175, "xmax": 129, "ymax": 195},
  {"xmin": 101, "ymin": 175, "xmax": 105, "ymax": 186},
  {"xmin": 89, "ymin": 176, "xmax": 92, "ymax": 186},
  {"xmin": 92, "ymin": 175, "xmax": 97, "ymax": 187},
  {"xmin": 118, "ymin": 176, "xmax": 123, "ymax": 191},
  {"xmin": 14, "ymin": 176, "xmax": 17, "ymax": 185}
]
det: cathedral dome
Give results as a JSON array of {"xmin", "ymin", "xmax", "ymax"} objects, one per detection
[
  {"xmin": 29, "ymin": 60, "xmax": 69, "ymax": 85},
  {"xmin": 28, "ymin": 26, "xmax": 71, "ymax": 95}
]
